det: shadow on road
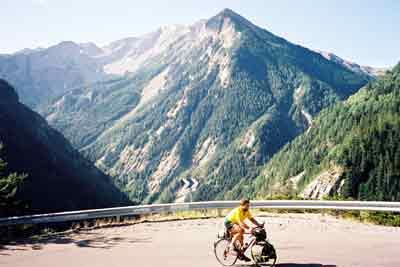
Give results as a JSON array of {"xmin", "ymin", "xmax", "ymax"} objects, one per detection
[
  {"xmin": 235, "ymin": 264, "xmax": 336, "ymax": 267},
  {"xmin": 275, "ymin": 264, "xmax": 337, "ymax": 267},
  {"xmin": 0, "ymin": 231, "xmax": 152, "ymax": 254}
]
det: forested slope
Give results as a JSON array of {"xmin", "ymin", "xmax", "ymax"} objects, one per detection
[
  {"xmin": 0, "ymin": 80, "xmax": 130, "ymax": 216},
  {"xmin": 242, "ymin": 64, "xmax": 399, "ymax": 201}
]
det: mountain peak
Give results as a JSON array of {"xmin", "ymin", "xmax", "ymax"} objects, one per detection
[
  {"xmin": 54, "ymin": 41, "xmax": 79, "ymax": 49},
  {"xmin": 213, "ymin": 8, "xmax": 248, "ymax": 22},
  {"xmin": 217, "ymin": 8, "xmax": 240, "ymax": 17},
  {"xmin": 206, "ymin": 8, "xmax": 250, "ymax": 32}
]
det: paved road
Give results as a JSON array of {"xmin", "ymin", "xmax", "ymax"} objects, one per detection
[{"xmin": 1, "ymin": 213, "xmax": 400, "ymax": 267}]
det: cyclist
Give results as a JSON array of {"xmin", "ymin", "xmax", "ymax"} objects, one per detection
[{"xmin": 224, "ymin": 198, "xmax": 263, "ymax": 262}]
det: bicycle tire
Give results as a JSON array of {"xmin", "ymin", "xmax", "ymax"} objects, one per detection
[
  {"xmin": 250, "ymin": 242, "xmax": 277, "ymax": 267},
  {"xmin": 214, "ymin": 238, "xmax": 238, "ymax": 266}
]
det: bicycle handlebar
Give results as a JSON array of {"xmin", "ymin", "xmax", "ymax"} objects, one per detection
[{"xmin": 243, "ymin": 223, "xmax": 266, "ymax": 234}]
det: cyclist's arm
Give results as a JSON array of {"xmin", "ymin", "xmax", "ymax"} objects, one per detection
[{"xmin": 249, "ymin": 217, "xmax": 262, "ymax": 227}]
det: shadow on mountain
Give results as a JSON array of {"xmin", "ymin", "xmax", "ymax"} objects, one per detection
[{"xmin": 0, "ymin": 231, "xmax": 151, "ymax": 254}]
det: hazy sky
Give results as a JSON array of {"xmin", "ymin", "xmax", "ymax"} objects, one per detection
[{"xmin": 1, "ymin": 0, "xmax": 399, "ymax": 67}]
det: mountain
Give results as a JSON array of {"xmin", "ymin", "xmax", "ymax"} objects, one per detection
[
  {"xmin": 245, "ymin": 63, "xmax": 400, "ymax": 201},
  {"xmin": 0, "ymin": 79, "xmax": 130, "ymax": 216},
  {"xmin": 0, "ymin": 41, "xmax": 110, "ymax": 107},
  {"xmin": 316, "ymin": 50, "xmax": 389, "ymax": 77},
  {"xmin": 41, "ymin": 9, "xmax": 370, "ymax": 203},
  {"xmin": 2, "ymin": 11, "xmax": 384, "ymax": 110}
]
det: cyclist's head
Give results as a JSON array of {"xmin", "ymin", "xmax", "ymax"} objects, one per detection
[{"xmin": 240, "ymin": 198, "xmax": 250, "ymax": 211}]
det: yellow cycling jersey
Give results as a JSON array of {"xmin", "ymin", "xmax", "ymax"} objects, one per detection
[{"xmin": 225, "ymin": 207, "xmax": 253, "ymax": 224}]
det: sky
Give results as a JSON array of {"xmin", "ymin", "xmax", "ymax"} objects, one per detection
[{"xmin": 1, "ymin": 0, "xmax": 399, "ymax": 67}]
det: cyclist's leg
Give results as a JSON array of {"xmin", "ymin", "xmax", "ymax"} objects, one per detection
[
  {"xmin": 230, "ymin": 225, "xmax": 251, "ymax": 261},
  {"xmin": 230, "ymin": 224, "xmax": 244, "ymax": 250},
  {"xmin": 223, "ymin": 221, "xmax": 234, "ymax": 257}
]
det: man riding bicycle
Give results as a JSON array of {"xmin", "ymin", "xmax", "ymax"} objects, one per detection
[{"xmin": 224, "ymin": 199, "xmax": 263, "ymax": 262}]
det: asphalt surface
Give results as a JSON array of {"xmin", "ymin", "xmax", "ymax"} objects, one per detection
[{"xmin": 1, "ymin": 213, "xmax": 400, "ymax": 267}]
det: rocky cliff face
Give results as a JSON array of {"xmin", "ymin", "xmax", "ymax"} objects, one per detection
[
  {"xmin": 317, "ymin": 50, "xmax": 389, "ymax": 78},
  {"xmin": 0, "ymin": 80, "xmax": 130, "ymax": 215}
]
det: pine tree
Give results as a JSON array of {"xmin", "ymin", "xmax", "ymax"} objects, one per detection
[{"xmin": 0, "ymin": 144, "xmax": 27, "ymax": 216}]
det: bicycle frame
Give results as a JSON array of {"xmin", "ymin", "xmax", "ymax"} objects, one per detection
[{"xmin": 241, "ymin": 231, "xmax": 257, "ymax": 253}]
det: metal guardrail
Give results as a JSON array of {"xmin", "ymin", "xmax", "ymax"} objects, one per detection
[{"xmin": 1, "ymin": 200, "xmax": 400, "ymax": 227}]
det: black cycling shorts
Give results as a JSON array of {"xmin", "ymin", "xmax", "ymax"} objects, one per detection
[{"xmin": 224, "ymin": 220, "xmax": 234, "ymax": 230}]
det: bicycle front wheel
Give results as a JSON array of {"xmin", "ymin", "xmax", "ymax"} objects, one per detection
[{"xmin": 214, "ymin": 238, "xmax": 238, "ymax": 266}]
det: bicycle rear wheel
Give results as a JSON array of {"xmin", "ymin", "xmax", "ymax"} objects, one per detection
[
  {"xmin": 214, "ymin": 238, "xmax": 238, "ymax": 266},
  {"xmin": 250, "ymin": 242, "xmax": 277, "ymax": 267}
]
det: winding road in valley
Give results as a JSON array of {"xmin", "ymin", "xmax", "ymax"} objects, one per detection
[{"xmin": 1, "ymin": 213, "xmax": 400, "ymax": 267}]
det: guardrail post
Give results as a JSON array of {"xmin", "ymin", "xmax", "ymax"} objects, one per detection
[{"xmin": 217, "ymin": 209, "xmax": 222, "ymax": 217}]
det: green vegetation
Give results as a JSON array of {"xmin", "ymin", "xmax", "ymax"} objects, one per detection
[
  {"xmin": 0, "ymin": 144, "xmax": 27, "ymax": 217},
  {"xmin": 247, "ymin": 63, "xmax": 400, "ymax": 201},
  {"xmin": 360, "ymin": 211, "xmax": 400, "ymax": 226},
  {"xmin": 0, "ymin": 79, "xmax": 130, "ymax": 216}
]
